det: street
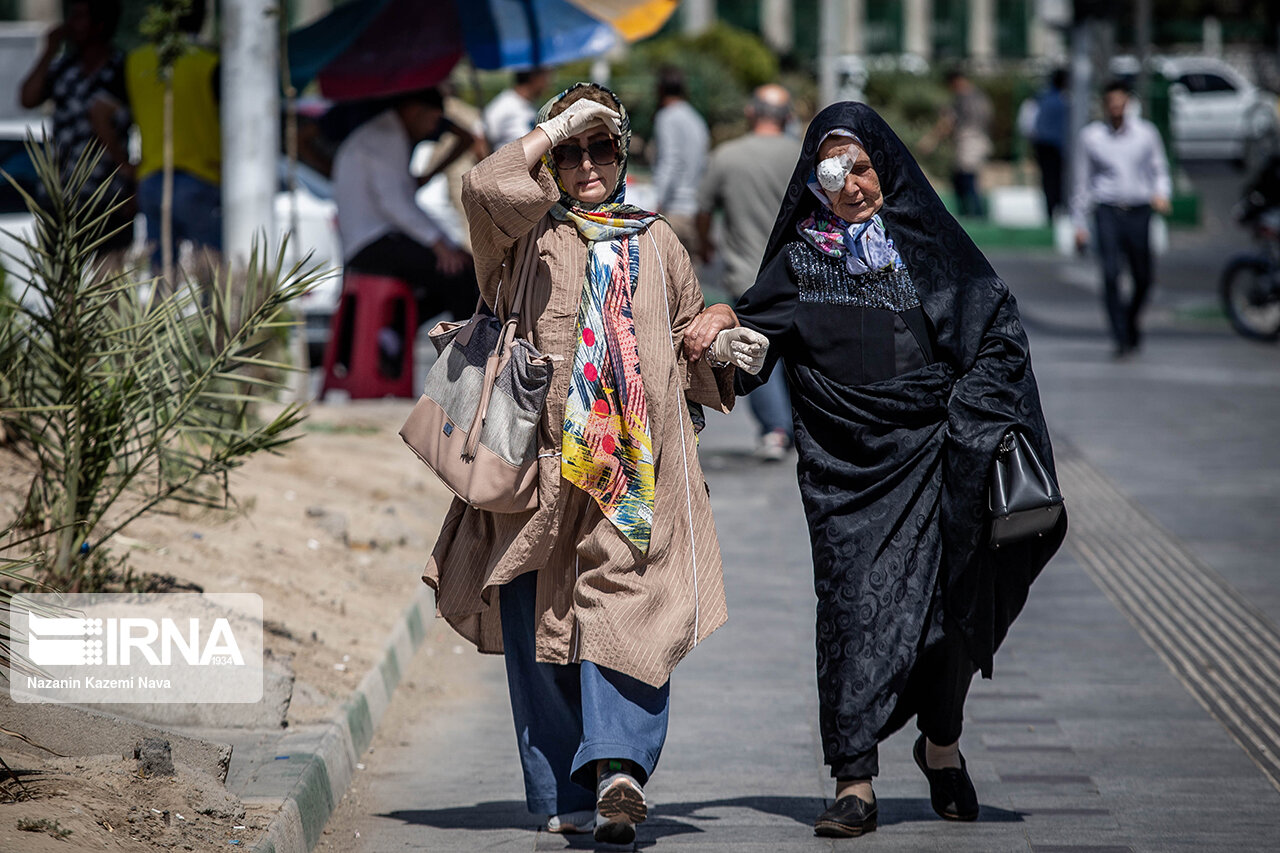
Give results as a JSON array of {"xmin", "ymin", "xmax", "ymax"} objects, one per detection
[{"xmin": 316, "ymin": 163, "xmax": 1280, "ymax": 852}]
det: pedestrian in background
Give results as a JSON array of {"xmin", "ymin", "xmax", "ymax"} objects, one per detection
[
  {"xmin": 651, "ymin": 66, "xmax": 708, "ymax": 256},
  {"xmin": 331, "ymin": 88, "xmax": 477, "ymax": 329},
  {"xmin": 697, "ymin": 83, "xmax": 799, "ymax": 461},
  {"xmin": 920, "ymin": 69, "xmax": 993, "ymax": 218},
  {"xmin": 1031, "ymin": 68, "xmax": 1070, "ymax": 220},
  {"xmin": 427, "ymin": 82, "xmax": 764, "ymax": 844},
  {"xmin": 684, "ymin": 102, "xmax": 1065, "ymax": 839},
  {"xmin": 20, "ymin": 0, "xmax": 134, "ymax": 268},
  {"xmin": 125, "ymin": 0, "xmax": 220, "ymax": 280},
  {"xmin": 1072, "ymin": 80, "xmax": 1172, "ymax": 357},
  {"xmin": 483, "ymin": 67, "xmax": 550, "ymax": 151}
]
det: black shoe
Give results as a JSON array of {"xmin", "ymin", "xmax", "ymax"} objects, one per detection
[
  {"xmin": 814, "ymin": 794, "xmax": 877, "ymax": 838},
  {"xmin": 913, "ymin": 734, "xmax": 979, "ymax": 821}
]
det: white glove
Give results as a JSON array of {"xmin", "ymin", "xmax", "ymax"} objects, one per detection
[
  {"xmin": 536, "ymin": 99, "xmax": 623, "ymax": 147},
  {"xmin": 709, "ymin": 327, "xmax": 769, "ymax": 375}
]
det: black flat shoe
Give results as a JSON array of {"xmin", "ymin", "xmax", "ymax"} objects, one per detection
[
  {"xmin": 913, "ymin": 734, "xmax": 979, "ymax": 821},
  {"xmin": 814, "ymin": 794, "xmax": 877, "ymax": 838}
]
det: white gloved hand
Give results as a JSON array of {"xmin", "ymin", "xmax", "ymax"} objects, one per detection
[
  {"xmin": 709, "ymin": 327, "xmax": 769, "ymax": 375},
  {"xmin": 536, "ymin": 99, "xmax": 623, "ymax": 148}
]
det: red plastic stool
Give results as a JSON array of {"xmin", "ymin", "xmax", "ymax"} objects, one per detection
[{"xmin": 320, "ymin": 272, "xmax": 418, "ymax": 400}]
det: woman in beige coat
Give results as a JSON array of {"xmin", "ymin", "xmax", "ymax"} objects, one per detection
[{"xmin": 423, "ymin": 83, "xmax": 767, "ymax": 844}]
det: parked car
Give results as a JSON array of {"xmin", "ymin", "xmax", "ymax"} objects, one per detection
[{"xmin": 1112, "ymin": 55, "xmax": 1279, "ymax": 167}]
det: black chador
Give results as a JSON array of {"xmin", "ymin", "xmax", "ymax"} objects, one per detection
[{"xmin": 734, "ymin": 102, "xmax": 1067, "ymax": 775}]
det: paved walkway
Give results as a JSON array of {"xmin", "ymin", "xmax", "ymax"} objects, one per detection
[{"xmin": 315, "ymin": 230, "xmax": 1280, "ymax": 850}]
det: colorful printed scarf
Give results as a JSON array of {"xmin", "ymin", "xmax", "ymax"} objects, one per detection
[
  {"xmin": 797, "ymin": 207, "xmax": 904, "ymax": 275},
  {"xmin": 539, "ymin": 84, "xmax": 661, "ymax": 553}
]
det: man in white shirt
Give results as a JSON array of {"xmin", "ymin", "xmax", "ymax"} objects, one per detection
[
  {"xmin": 1072, "ymin": 80, "xmax": 1172, "ymax": 356},
  {"xmin": 332, "ymin": 88, "xmax": 477, "ymax": 326},
  {"xmin": 483, "ymin": 68, "xmax": 550, "ymax": 151}
]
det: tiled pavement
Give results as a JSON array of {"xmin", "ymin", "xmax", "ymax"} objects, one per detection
[{"xmin": 317, "ymin": 214, "xmax": 1280, "ymax": 850}]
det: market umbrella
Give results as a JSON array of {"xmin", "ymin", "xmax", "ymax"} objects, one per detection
[{"xmin": 288, "ymin": 0, "xmax": 678, "ymax": 100}]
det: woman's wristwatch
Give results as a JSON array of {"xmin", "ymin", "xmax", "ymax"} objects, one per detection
[{"xmin": 704, "ymin": 345, "xmax": 730, "ymax": 369}]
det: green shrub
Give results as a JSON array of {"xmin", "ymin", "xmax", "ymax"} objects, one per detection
[{"xmin": 1, "ymin": 137, "xmax": 320, "ymax": 591}]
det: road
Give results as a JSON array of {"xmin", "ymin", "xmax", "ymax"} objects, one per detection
[{"xmin": 316, "ymin": 162, "xmax": 1280, "ymax": 852}]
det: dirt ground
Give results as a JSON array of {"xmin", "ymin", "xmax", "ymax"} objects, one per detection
[{"xmin": 0, "ymin": 399, "xmax": 455, "ymax": 851}]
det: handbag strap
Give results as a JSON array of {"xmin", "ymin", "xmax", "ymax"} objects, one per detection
[{"xmin": 462, "ymin": 222, "xmax": 543, "ymax": 460}]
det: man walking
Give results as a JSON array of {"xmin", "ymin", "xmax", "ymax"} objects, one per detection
[
  {"xmin": 1031, "ymin": 69, "xmax": 1069, "ymax": 219},
  {"xmin": 1072, "ymin": 80, "xmax": 1171, "ymax": 357},
  {"xmin": 697, "ymin": 84, "xmax": 798, "ymax": 460},
  {"xmin": 920, "ymin": 69, "xmax": 993, "ymax": 218},
  {"xmin": 652, "ymin": 66, "xmax": 709, "ymax": 256}
]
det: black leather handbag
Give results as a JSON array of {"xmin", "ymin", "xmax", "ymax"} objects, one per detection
[{"xmin": 988, "ymin": 430, "xmax": 1064, "ymax": 548}]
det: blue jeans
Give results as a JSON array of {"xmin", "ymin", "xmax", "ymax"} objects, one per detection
[
  {"xmin": 138, "ymin": 171, "xmax": 223, "ymax": 270},
  {"xmin": 746, "ymin": 363, "xmax": 792, "ymax": 438},
  {"xmin": 499, "ymin": 571, "xmax": 670, "ymax": 815}
]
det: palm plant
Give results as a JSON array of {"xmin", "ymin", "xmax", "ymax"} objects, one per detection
[{"xmin": 0, "ymin": 136, "xmax": 321, "ymax": 591}]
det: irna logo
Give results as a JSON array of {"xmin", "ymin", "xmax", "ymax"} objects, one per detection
[{"xmin": 26, "ymin": 612, "xmax": 245, "ymax": 667}]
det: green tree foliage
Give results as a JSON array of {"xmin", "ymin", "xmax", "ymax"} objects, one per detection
[
  {"xmin": 0, "ymin": 137, "xmax": 320, "ymax": 591},
  {"xmin": 614, "ymin": 22, "xmax": 780, "ymax": 144}
]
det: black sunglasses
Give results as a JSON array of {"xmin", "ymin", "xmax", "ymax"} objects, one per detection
[{"xmin": 551, "ymin": 137, "xmax": 620, "ymax": 170}]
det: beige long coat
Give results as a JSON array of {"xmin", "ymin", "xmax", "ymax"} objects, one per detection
[{"xmin": 422, "ymin": 140, "xmax": 733, "ymax": 688}]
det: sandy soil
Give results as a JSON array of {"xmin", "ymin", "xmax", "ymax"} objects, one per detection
[{"xmin": 1, "ymin": 399, "xmax": 455, "ymax": 851}]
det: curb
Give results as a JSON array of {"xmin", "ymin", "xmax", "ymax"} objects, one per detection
[{"xmin": 249, "ymin": 585, "xmax": 434, "ymax": 853}]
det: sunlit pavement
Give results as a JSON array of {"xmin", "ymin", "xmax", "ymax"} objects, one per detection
[{"xmin": 314, "ymin": 161, "xmax": 1280, "ymax": 851}]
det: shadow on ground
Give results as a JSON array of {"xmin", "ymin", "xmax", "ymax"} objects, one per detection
[{"xmin": 381, "ymin": 795, "xmax": 1025, "ymax": 841}]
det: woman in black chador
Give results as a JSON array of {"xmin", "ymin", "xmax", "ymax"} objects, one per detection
[{"xmin": 685, "ymin": 102, "xmax": 1067, "ymax": 837}]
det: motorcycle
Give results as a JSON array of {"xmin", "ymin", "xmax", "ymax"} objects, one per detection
[{"xmin": 1221, "ymin": 156, "xmax": 1280, "ymax": 342}]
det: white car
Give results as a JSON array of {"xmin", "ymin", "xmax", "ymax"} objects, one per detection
[
  {"xmin": 1112, "ymin": 55, "xmax": 1279, "ymax": 166},
  {"xmin": 1159, "ymin": 56, "xmax": 1278, "ymax": 165}
]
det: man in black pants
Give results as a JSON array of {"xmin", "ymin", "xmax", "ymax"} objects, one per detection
[
  {"xmin": 332, "ymin": 88, "xmax": 479, "ymax": 343},
  {"xmin": 1071, "ymin": 81, "xmax": 1172, "ymax": 356}
]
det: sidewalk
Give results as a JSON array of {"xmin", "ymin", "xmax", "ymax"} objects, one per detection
[
  {"xmin": 281, "ymin": 229, "xmax": 1280, "ymax": 851},
  {"xmin": 309, "ymin": 393, "xmax": 1280, "ymax": 851}
]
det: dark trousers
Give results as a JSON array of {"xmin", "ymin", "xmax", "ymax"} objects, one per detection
[
  {"xmin": 951, "ymin": 171, "xmax": 984, "ymax": 218},
  {"xmin": 1094, "ymin": 204, "xmax": 1153, "ymax": 350},
  {"xmin": 831, "ymin": 632, "xmax": 976, "ymax": 780},
  {"xmin": 348, "ymin": 232, "xmax": 479, "ymax": 326},
  {"xmin": 1033, "ymin": 142, "xmax": 1065, "ymax": 218}
]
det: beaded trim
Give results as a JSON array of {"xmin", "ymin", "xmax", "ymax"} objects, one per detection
[{"xmin": 787, "ymin": 242, "xmax": 921, "ymax": 310}]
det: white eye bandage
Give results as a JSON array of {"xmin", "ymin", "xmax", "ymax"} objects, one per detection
[{"xmin": 816, "ymin": 152, "xmax": 854, "ymax": 193}]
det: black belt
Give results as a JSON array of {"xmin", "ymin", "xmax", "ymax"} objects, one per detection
[{"xmin": 1099, "ymin": 202, "xmax": 1152, "ymax": 212}]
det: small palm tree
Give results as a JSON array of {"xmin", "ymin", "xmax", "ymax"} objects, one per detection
[{"xmin": 0, "ymin": 136, "xmax": 322, "ymax": 591}]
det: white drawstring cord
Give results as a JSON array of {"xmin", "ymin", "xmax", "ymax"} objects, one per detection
[{"xmin": 648, "ymin": 232, "xmax": 700, "ymax": 647}]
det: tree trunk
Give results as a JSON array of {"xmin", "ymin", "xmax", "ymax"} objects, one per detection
[{"xmin": 161, "ymin": 82, "xmax": 175, "ymax": 292}]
